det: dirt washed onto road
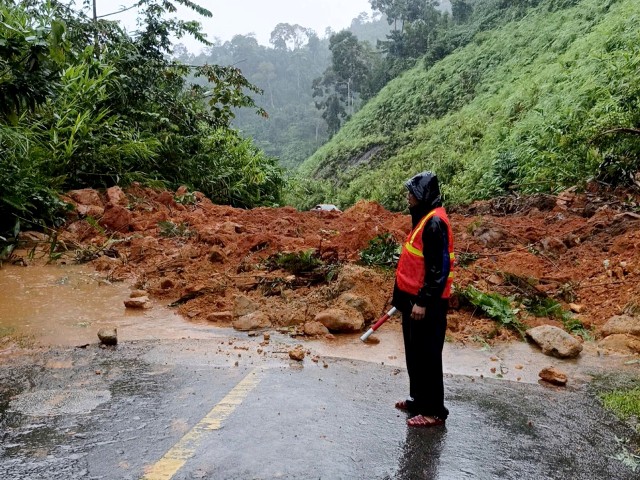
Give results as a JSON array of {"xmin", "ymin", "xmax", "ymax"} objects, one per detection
[{"xmin": 11, "ymin": 183, "xmax": 640, "ymax": 354}]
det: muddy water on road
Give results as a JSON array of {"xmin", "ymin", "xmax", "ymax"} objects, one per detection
[
  {"xmin": 0, "ymin": 263, "xmax": 217, "ymax": 348},
  {"xmin": 1, "ymin": 263, "xmax": 635, "ymax": 383},
  {"xmin": 308, "ymin": 320, "xmax": 637, "ymax": 386}
]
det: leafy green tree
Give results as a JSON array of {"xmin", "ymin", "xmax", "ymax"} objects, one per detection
[
  {"xmin": 0, "ymin": 1, "xmax": 66, "ymax": 122},
  {"xmin": 0, "ymin": 0, "xmax": 286, "ymax": 250},
  {"xmin": 372, "ymin": 0, "xmax": 442, "ymax": 59},
  {"xmin": 313, "ymin": 31, "xmax": 375, "ymax": 133},
  {"xmin": 370, "ymin": 0, "xmax": 434, "ymax": 32}
]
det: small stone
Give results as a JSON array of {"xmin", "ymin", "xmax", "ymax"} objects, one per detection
[
  {"xmin": 233, "ymin": 311, "xmax": 271, "ymax": 331},
  {"xmin": 129, "ymin": 290, "xmax": 148, "ymax": 298},
  {"xmin": 289, "ymin": 345, "xmax": 305, "ymax": 361},
  {"xmin": 208, "ymin": 247, "xmax": 226, "ymax": 263},
  {"xmin": 263, "ymin": 333, "xmax": 271, "ymax": 341},
  {"xmin": 569, "ymin": 303, "xmax": 584, "ymax": 314},
  {"xmin": 98, "ymin": 327, "xmax": 117, "ymax": 346},
  {"xmin": 124, "ymin": 297, "xmax": 151, "ymax": 309},
  {"xmin": 539, "ymin": 366, "xmax": 567, "ymax": 386},
  {"xmin": 206, "ymin": 311, "xmax": 233, "ymax": 323},
  {"xmin": 515, "ymin": 364, "xmax": 524, "ymax": 370}
]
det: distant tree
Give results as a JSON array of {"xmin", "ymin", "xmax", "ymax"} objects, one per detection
[
  {"xmin": 269, "ymin": 23, "xmax": 314, "ymax": 51},
  {"xmin": 371, "ymin": 0, "xmax": 443, "ymax": 64},
  {"xmin": 255, "ymin": 61, "xmax": 277, "ymax": 108},
  {"xmin": 451, "ymin": 0, "xmax": 473, "ymax": 24},
  {"xmin": 370, "ymin": 0, "xmax": 432, "ymax": 31},
  {"xmin": 313, "ymin": 31, "xmax": 374, "ymax": 133}
]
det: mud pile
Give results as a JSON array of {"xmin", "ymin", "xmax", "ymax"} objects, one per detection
[{"xmin": 29, "ymin": 183, "xmax": 640, "ymax": 352}]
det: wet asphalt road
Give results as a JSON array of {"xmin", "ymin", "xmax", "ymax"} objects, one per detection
[{"xmin": 0, "ymin": 336, "xmax": 638, "ymax": 480}]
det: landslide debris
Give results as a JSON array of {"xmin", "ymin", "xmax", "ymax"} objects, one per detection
[{"xmin": 15, "ymin": 183, "xmax": 640, "ymax": 351}]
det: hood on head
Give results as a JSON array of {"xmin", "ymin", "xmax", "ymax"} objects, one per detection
[{"xmin": 405, "ymin": 171, "xmax": 442, "ymax": 211}]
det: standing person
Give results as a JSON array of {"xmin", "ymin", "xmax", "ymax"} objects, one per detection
[{"xmin": 392, "ymin": 171, "xmax": 455, "ymax": 428}]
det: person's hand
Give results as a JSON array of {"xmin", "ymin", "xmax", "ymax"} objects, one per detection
[{"xmin": 411, "ymin": 304, "xmax": 426, "ymax": 320}]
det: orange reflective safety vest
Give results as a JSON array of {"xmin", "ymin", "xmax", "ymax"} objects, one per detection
[{"xmin": 396, "ymin": 207, "xmax": 455, "ymax": 298}]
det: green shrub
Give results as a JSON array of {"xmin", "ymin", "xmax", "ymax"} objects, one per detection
[
  {"xmin": 359, "ymin": 233, "xmax": 400, "ymax": 268},
  {"xmin": 265, "ymin": 250, "xmax": 323, "ymax": 275},
  {"xmin": 524, "ymin": 296, "xmax": 592, "ymax": 340}
]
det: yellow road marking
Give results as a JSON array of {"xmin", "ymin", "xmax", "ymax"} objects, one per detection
[{"xmin": 141, "ymin": 368, "xmax": 262, "ymax": 480}]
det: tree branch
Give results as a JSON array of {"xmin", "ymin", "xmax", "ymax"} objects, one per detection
[
  {"xmin": 601, "ymin": 127, "xmax": 640, "ymax": 137},
  {"xmin": 97, "ymin": 3, "xmax": 140, "ymax": 19}
]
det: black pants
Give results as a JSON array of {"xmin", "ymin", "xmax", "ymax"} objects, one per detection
[{"xmin": 401, "ymin": 298, "xmax": 449, "ymax": 420}]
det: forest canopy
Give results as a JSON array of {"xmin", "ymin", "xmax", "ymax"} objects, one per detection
[{"xmin": 0, "ymin": 0, "xmax": 284, "ymax": 247}]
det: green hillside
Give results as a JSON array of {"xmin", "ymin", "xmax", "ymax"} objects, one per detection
[{"xmin": 294, "ymin": 0, "xmax": 640, "ymax": 211}]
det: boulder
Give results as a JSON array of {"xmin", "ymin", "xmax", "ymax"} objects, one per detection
[
  {"xmin": 601, "ymin": 315, "xmax": 640, "ymax": 337},
  {"xmin": 598, "ymin": 334, "xmax": 640, "ymax": 355},
  {"xmin": 525, "ymin": 325, "xmax": 583, "ymax": 358},
  {"xmin": 540, "ymin": 237, "xmax": 567, "ymax": 255},
  {"xmin": 220, "ymin": 221, "xmax": 244, "ymax": 234},
  {"xmin": 97, "ymin": 327, "xmax": 117, "ymax": 346},
  {"xmin": 77, "ymin": 204, "xmax": 105, "ymax": 218},
  {"xmin": 68, "ymin": 189, "xmax": 103, "ymax": 207},
  {"xmin": 233, "ymin": 295, "xmax": 259, "ymax": 318},
  {"xmin": 336, "ymin": 293, "xmax": 376, "ymax": 323},
  {"xmin": 315, "ymin": 308, "xmax": 364, "ymax": 333},
  {"xmin": 155, "ymin": 191, "xmax": 176, "ymax": 207},
  {"xmin": 472, "ymin": 226, "xmax": 505, "ymax": 247},
  {"xmin": 233, "ymin": 311, "xmax": 271, "ymax": 331},
  {"xmin": 569, "ymin": 303, "xmax": 584, "ymax": 314},
  {"xmin": 100, "ymin": 205, "xmax": 132, "ymax": 233},
  {"xmin": 17, "ymin": 231, "xmax": 48, "ymax": 248},
  {"xmin": 105, "ymin": 186, "xmax": 128, "ymax": 206},
  {"xmin": 336, "ymin": 264, "xmax": 374, "ymax": 293},
  {"xmin": 539, "ymin": 366, "xmax": 567, "ymax": 386},
  {"xmin": 303, "ymin": 321, "xmax": 330, "ymax": 337}
]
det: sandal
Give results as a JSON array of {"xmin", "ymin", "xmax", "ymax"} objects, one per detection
[
  {"xmin": 407, "ymin": 415, "xmax": 445, "ymax": 428},
  {"xmin": 395, "ymin": 399, "xmax": 414, "ymax": 411}
]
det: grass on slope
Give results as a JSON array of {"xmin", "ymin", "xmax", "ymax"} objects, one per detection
[{"xmin": 294, "ymin": 0, "xmax": 639, "ymax": 211}]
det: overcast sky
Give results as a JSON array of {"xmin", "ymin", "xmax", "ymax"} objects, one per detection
[{"xmin": 94, "ymin": 0, "xmax": 374, "ymax": 52}]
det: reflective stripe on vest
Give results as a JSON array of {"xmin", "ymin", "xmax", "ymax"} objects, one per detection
[{"xmin": 396, "ymin": 207, "xmax": 455, "ymax": 298}]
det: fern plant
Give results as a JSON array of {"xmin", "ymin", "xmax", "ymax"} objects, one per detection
[{"xmin": 462, "ymin": 285, "xmax": 525, "ymax": 337}]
